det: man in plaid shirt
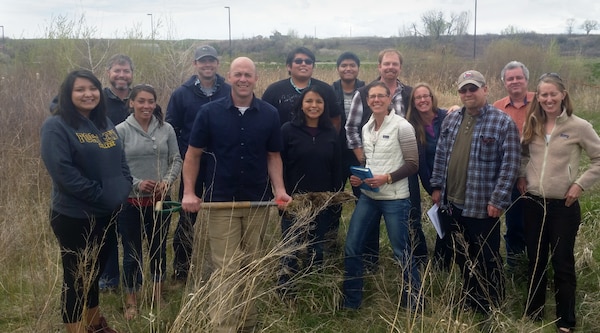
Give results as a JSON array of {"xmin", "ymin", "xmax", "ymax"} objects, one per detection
[{"xmin": 430, "ymin": 70, "xmax": 520, "ymax": 315}]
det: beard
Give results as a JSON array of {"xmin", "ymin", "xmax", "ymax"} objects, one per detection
[{"xmin": 111, "ymin": 81, "xmax": 130, "ymax": 91}]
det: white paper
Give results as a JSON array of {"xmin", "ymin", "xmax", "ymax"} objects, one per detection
[{"xmin": 427, "ymin": 204, "xmax": 445, "ymax": 239}]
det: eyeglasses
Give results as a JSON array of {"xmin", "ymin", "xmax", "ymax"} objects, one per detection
[
  {"xmin": 414, "ymin": 94, "xmax": 431, "ymax": 101},
  {"xmin": 538, "ymin": 72, "xmax": 562, "ymax": 81},
  {"xmin": 293, "ymin": 58, "xmax": 314, "ymax": 65},
  {"xmin": 458, "ymin": 86, "xmax": 479, "ymax": 94},
  {"xmin": 368, "ymin": 94, "xmax": 389, "ymax": 100}
]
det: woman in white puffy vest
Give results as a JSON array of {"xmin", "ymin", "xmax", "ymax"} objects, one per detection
[{"xmin": 342, "ymin": 81, "xmax": 421, "ymax": 310}]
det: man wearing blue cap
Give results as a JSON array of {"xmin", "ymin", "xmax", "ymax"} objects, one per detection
[{"xmin": 166, "ymin": 45, "xmax": 231, "ymax": 282}]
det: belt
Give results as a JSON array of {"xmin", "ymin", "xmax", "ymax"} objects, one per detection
[{"xmin": 526, "ymin": 194, "xmax": 566, "ymax": 205}]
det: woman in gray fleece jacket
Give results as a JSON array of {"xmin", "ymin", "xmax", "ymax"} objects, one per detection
[{"xmin": 115, "ymin": 84, "xmax": 182, "ymax": 319}]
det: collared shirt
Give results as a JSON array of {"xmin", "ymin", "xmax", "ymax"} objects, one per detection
[
  {"xmin": 345, "ymin": 79, "xmax": 410, "ymax": 149},
  {"xmin": 188, "ymin": 94, "xmax": 282, "ymax": 202},
  {"xmin": 493, "ymin": 91, "xmax": 535, "ymax": 135},
  {"xmin": 166, "ymin": 74, "xmax": 231, "ymax": 157},
  {"xmin": 430, "ymin": 104, "xmax": 521, "ymax": 218},
  {"xmin": 195, "ymin": 78, "xmax": 218, "ymax": 97},
  {"xmin": 103, "ymin": 87, "xmax": 130, "ymax": 125}
]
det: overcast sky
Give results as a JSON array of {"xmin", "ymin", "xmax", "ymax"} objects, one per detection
[{"xmin": 1, "ymin": 0, "xmax": 599, "ymax": 40}]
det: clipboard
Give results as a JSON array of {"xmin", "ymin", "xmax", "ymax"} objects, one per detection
[
  {"xmin": 427, "ymin": 204, "xmax": 445, "ymax": 239},
  {"xmin": 350, "ymin": 166, "xmax": 379, "ymax": 192}
]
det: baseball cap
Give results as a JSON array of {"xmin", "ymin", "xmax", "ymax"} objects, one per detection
[
  {"xmin": 457, "ymin": 70, "xmax": 486, "ymax": 89},
  {"xmin": 194, "ymin": 45, "xmax": 218, "ymax": 61}
]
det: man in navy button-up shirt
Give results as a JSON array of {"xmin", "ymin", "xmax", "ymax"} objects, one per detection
[{"xmin": 181, "ymin": 57, "xmax": 291, "ymax": 332}]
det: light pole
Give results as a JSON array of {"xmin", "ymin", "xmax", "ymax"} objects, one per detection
[
  {"xmin": 224, "ymin": 6, "xmax": 232, "ymax": 60},
  {"xmin": 473, "ymin": 0, "xmax": 477, "ymax": 59},
  {"xmin": 0, "ymin": 26, "xmax": 4, "ymax": 47},
  {"xmin": 147, "ymin": 13, "xmax": 154, "ymax": 40}
]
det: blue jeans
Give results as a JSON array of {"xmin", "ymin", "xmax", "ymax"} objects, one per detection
[
  {"xmin": 119, "ymin": 202, "xmax": 171, "ymax": 293},
  {"xmin": 343, "ymin": 196, "xmax": 421, "ymax": 309},
  {"xmin": 505, "ymin": 183, "xmax": 526, "ymax": 266}
]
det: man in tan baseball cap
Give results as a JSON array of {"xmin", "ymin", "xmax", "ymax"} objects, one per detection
[{"xmin": 429, "ymin": 69, "xmax": 520, "ymax": 315}]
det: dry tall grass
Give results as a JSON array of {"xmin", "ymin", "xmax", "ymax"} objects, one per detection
[{"xmin": 1, "ymin": 38, "xmax": 599, "ymax": 332}]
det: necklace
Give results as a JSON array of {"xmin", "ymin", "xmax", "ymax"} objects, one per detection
[{"xmin": 290, "ymin": 78, "xmax": 311, "ymax": 94}]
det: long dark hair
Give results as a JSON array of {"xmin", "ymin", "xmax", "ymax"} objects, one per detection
[
  {"xmin": 55, "ymin": 69, "xmax": 107, "ymax": 129},
  {"xmin": 129, "ymin": 84, "xmax": 164, "ymax": 127},
  {"xmin": 291, "ymin": 85, "xmax": 333, "ymax": 129}
]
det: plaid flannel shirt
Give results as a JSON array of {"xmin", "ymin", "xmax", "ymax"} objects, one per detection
[{"xmin": 430, "ymin": 103, "xmax": 520, "ymax": 218}]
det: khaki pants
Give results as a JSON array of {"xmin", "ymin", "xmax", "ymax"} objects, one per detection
[{"xmin": 206, "ymin": 206, "xmax": 270, "ymax": 333}]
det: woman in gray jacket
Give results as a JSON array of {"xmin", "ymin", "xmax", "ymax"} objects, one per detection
[{"xmin": 116, "ymin": 84, "xmax": 182, "ymax": 319}]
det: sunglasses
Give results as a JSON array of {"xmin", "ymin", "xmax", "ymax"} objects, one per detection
[
  {"xmin": 293, "ymin": 58, "xmax": 314, "ymax": 65},
  {"xmin": 538, "ymin": 72, "xmax": 562, "ymax": 81},
  {"xmin": 458, "ymin": 86, "xmax": 479, "ymax": 94}
]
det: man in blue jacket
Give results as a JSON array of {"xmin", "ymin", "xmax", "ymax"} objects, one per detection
[{"xmin": 166, "ymin": 45, "xmax": 231, "ymax": 282}]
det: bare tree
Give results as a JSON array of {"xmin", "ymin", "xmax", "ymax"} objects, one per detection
[
  {"xmin": 566, "ymin": 18, "xmax": 576, "ymax": 35},
  {"xmin": 421, "ymin": 10, "xmax": 448, "ymax": 39},
  {"xmin": 580, "ymin": 19, "xmax": 598, "ymax": 35},
  {"xmin": 411, "ymin": 22, "xmax": 421, "ymax": 36},
  {"xmin": 398, "ymin": 24, "xmax": 416, "ymax": 37},
  {"xmin": 451, "ymin": 11, "xmax": 470, "ymax": 36}
]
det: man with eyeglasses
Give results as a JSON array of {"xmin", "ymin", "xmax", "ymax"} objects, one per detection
[
  {"xmin": 166, "ymin": 45, "xmax": 231, "ymax": 283},
  {"xmin": 262, "ymin": 46, "xmax": 342, "ymax": 131},
  {"xmin": 493, "ymin": 61, "xmax": 535, "ymax": 269},
  {"xmin": 344, "ymin": 48, "xmax": 426, "ymax": 272},
  {"xmin": 430, "ymin": 70, "xmax": 520, "ymax": 315}
]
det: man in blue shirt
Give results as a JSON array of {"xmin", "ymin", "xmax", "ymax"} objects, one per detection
[
  {"xmin": 182, "ymin": 57, "xmax": 291, "ymax": 333},
  {"xmin": 430, "ymin": 70, "xmax": 520, "ymax": 314}
]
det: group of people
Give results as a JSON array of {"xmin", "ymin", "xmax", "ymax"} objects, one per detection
[{"xmin": 40, "ymin": 44, "xmax": 600, "ymax": 333}]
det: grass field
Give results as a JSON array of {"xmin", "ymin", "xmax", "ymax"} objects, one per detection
[{"xmin": 0, "ymin": 37, "xmax": 599, "ymax": 332}]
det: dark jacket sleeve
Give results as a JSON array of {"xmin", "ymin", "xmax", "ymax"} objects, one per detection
[
  {"xmin": 417, "ymin": 144, "xmax": 434, "ymax": 195},
  {"xmin": 40, "ymin": 118, "xmax": 103, "ymax": 203}
]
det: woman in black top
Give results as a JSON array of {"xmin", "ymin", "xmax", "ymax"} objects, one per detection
[{"xmin": 278, "ymin": 85, "xmax": 342, "ymax": 295}]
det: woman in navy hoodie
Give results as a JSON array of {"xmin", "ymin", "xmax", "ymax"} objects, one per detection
[
  {"xmin": 278, "ymin": 85, "xmax": 343, "ymax": 296},
  {"xmin": 41, "ymin": 69, "xmax": 131, "ymax": 333}
]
